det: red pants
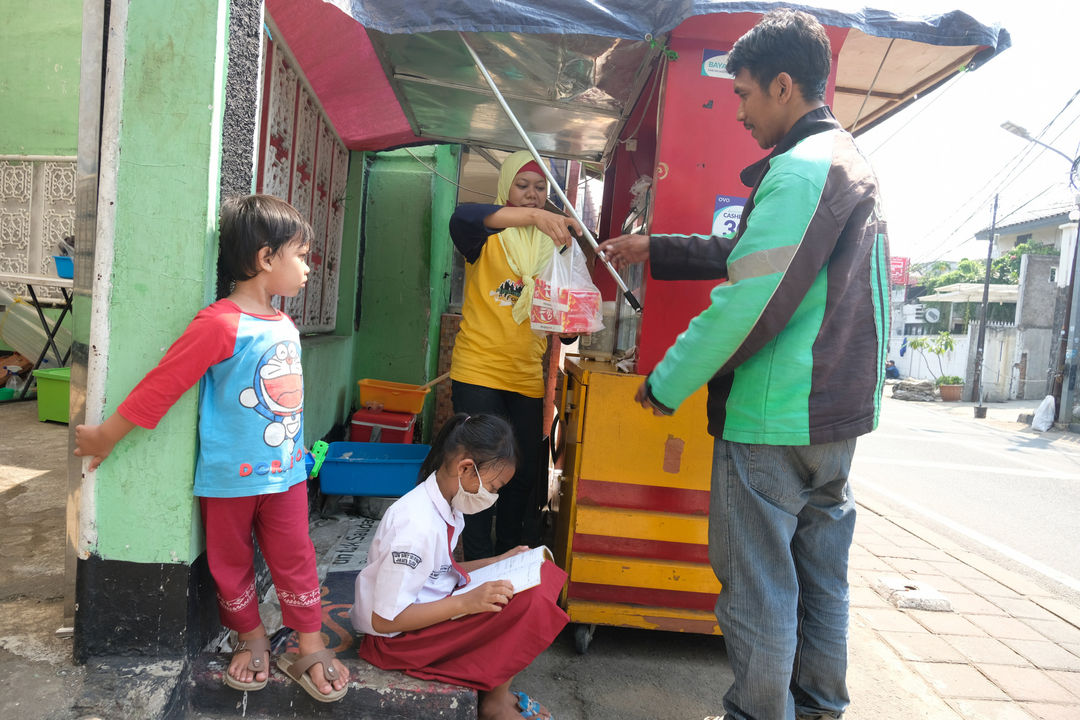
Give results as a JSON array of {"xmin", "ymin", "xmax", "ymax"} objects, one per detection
[
  {"xmin": 200, "ymin": 481, "xmax": 322, "ymax": 633},
  {"xmin": 359, "ymin": 561, "xmax": 569, "ymax": 691}
]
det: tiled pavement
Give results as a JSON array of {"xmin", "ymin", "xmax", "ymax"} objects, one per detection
[{"xmin": 848, "ymin": 494, "xmax": 1080, "ymax": 720}]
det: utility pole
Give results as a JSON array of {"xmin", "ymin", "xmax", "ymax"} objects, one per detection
[
  {"xmin": 971, "ymin": 195, "xmax": 997, "ymax": 408},
  {"xmin": 1057, "ymin": 201, "xmax": 1080, "ymax": 426},
  {"xmin": 1000, "ymin": 121, "xmax": 1080, "ymax": 425}
]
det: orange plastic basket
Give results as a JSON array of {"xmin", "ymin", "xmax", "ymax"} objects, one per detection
[{"xmin": 357, "ymin": 378, "xmax": 431, "ymax": 414}]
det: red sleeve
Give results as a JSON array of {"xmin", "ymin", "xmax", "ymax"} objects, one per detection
[{"xmin": 117, "ymin": 305, "xmax": 238, "ymax": 429}]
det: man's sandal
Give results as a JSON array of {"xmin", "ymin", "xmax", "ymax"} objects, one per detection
[
  {"xmin": 513, "ymin": 691, "xmax": 554, "ymax": 719},
  {"xmin": 276, "ymin": 648, "xmax": 348, "ymax": 702},
  {"xmin": 224, "ymin": 634, "xmax": 270, "ymax": 691}
]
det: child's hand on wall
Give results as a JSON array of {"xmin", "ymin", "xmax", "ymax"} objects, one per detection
[{"xmin": 74, "ymin": 413, "xmax": 137, "ymax": 470}]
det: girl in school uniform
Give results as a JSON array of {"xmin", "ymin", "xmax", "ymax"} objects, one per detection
[{"xmin": 351, "ymin": 413, "xmax": 567, "ymax": 720}]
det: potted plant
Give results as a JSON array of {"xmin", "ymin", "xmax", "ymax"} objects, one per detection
[
  {"xmin": 935, "ymin": 375, "xmax": 964, "ymax": 402},
  {"xmin": 907, "ymin": 332, "xmax": 964, "ymax": 401}
]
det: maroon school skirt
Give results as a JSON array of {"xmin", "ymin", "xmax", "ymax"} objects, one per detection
[{"xmin": 359, "ymin": 560, "xmax": 569, "ymax": 691}]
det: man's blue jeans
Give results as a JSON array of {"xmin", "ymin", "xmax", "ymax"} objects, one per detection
[{"xmin": 709, "ymin": 438, "xmax": 857, "ymax": 720}]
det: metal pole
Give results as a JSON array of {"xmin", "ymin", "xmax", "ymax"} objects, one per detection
[
  {"xmin": 1058, "ymin": 202, "xmax": 1080, "ymax": 426},
  {"xmin": 971, "ymin": 195, "xmax": 997, "ymax": 404},
  {"xmin": 458, "ymin": 32, "xmax": 642, "ymax": 312}
]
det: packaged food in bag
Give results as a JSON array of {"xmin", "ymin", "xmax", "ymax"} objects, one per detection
[{"xmin": 530, "ymin": 241, "xmax": 604, "ymax": 334}]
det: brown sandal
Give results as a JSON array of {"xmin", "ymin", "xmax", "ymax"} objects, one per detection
[
  {"xmin": 224, "ymin": 634, "xmax": 270, "ymax": 691},
  {"xmin": 276, "ymin": 648, "xmax": 348, "ymax": 702}
]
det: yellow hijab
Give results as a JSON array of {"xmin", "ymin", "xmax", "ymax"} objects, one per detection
[{"xmin": 497, "ymin": 150, "xmax": 556, "ymax": 324}]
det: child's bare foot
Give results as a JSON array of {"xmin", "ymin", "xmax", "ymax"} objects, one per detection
[
  {"xmin": 479, "ymin": 688, "xmax": 552, "ymax": 720},
  {"xmin": 294, "ymin": 631, "xmax": 349, "ymax": 698},
  {"xmin": 225, "ymin": 626, "xmax": 270, "ymax": 690}
]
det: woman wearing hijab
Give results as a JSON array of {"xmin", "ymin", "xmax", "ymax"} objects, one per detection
[{"xmin": 448, "ymin": 150, "xmax": 582, "ymax": 561}]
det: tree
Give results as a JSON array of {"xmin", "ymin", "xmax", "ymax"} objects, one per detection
[
  {"xmin": 992, "ymin": 241, "xmax": 1057, "ymax": 284},
  {"xmin": 907, "ymin": 331, "xmax": 961, "ymax": 385},
  {"xmin": 913, "ymin": 242, "xmax": 1058, "ymax": 290}
]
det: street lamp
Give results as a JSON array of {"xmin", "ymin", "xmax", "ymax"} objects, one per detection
[
  {"xmin": 1000, "ymin": 121, "xmax": 1080, "ymax": 189},
  {"xmin": 1001, "ymin": 121, "xmax": 1080, "ymax": 425}
]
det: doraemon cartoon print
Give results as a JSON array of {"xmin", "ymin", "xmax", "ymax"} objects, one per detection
[{"xmin": 239, "ymin": 340, "xmax": 303, "ymax": 447}]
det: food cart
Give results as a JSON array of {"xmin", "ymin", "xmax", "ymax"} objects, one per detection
[{"xmin": 270, "ymin": 0, "xmax": 1010, "ymax": 651}]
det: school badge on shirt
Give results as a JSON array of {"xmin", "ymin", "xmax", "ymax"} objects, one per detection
[{"xmin": 392, "ymin": 551, "xmax": 422, "ymax": 569}]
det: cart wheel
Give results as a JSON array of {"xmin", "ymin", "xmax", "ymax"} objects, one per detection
[{"xmin": 573, "ymin": 623, "xmax": 596, "ymax": 654}]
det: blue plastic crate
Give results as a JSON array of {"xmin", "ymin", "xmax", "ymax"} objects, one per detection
[
  {"xmin": 53, "ymin": 255, "xmax": 73, "ymax": 279},
  {"xmin": 318, "ymin": 442, "xmax": 430, "ymax": 497}
]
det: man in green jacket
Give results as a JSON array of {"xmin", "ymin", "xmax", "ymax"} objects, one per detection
[{"xmin": 600, "ymin": 9, "xmax": 889, "ymax": 720}]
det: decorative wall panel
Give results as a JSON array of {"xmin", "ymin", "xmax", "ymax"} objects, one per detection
[
  {"xmin": 0, "ymin": 158, "xmax": 76, "ymax": 301},
  {"xmin": 257, "ymin": 39, "xmax": 347, "ymax": 333}
]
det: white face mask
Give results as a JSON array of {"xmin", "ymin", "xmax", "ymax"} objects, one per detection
[{"xmin": 451, "ymin": 465, "xmax": 499, "ymax": 514}]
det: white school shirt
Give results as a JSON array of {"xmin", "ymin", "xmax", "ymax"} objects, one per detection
[{"xmin": 350, "ymin": 473, "xmax": 466, "ymax": 637}]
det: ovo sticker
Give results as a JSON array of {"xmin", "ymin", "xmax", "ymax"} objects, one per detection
[{"xmin": 713, "ymin": 195, "xmax": 745, "ymax": 238}]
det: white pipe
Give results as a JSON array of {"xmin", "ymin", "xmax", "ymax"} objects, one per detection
[{"xmin": 458, "ymin": 32, "xmax": 642, "ymax": 312}]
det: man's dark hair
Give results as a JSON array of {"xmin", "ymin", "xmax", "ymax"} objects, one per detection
[
  {"xmin": 219, "ymin": 194, "xmax": 313, "ymax": 283},
  {"xmin": 726, "ymin": 8, "xmax": 831, "ymax": 101}
]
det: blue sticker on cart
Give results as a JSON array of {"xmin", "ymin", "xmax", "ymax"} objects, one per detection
[
  {"xmin": 713, "ymin": 195, "xmax": 745, "ymax": 238},
  {"xmin": 702, "ymin": 50, "xmax": 734, "ymax": 79}
]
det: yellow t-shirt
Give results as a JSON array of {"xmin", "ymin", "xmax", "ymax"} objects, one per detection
[{"xmin": 451, "ymin": 233, "xmax": 547, "ymax": 398}]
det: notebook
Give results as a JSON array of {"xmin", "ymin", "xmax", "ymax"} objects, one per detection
[{"xmin": 452, "ymin": 545, "xmax": 553, "ymax": 595}]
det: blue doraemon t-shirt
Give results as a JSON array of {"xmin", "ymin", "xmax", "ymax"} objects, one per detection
[{"xmin": 118, "ymin": 299, "xmax": 306, "ymax": 497}]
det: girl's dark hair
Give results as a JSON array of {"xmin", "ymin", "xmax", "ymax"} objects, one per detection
[
  {"xmin": 725, "ymin": 8, "xmax": 831, "ymax": 101},
  {"xmin": 218, "ymin": 194, "xmax": 313, "ymax": 284},
  {"xmin": 417, "ymin": 413, "xmax": 517, "ymax": 483}
]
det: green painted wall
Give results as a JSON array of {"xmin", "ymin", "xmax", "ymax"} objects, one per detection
[
  {"xmin": 93, "ymin": 0, "xmax": 229, "ymax": 564},
  {"xmin": 0, "ymin": 2, "xmax": 82, "ymax": 154},
  {"xmin": 351, "ymin": 146, "xmax": 457, "ymax": 437}
]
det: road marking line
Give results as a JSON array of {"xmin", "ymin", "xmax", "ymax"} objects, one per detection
[
  {"xmin": 855, "ymin": 456, "xmax": 1080, "ymax": 480},
  {"xmin": 852, "ymin": 473, "xmax": 1080, "ymax": 593},
  {"xmin": 865, "ymin": 432, "xmax": 1080, "ymax": 472}
]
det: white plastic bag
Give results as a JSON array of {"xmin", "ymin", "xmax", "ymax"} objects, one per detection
[
  {"xmin": 1032, "ymin": 394, "xmax": 1055, "ymax": 432},
  {"xmin": 530, "ymin": 241, "xmax": 604, "ymax": 335}
]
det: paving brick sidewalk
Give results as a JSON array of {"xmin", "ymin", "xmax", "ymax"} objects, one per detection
[{"xmin": 846, "ymin": 494, "xmax": 1080, "ymax": 720}]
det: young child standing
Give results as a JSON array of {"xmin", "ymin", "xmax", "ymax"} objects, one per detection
[
  {"xmin": 351, "ymin": 413, "xmax": 567, "ymax": 720},
  {"xmin": 74, "ymin": 194, "xmax": 349, "ymax": 702}
]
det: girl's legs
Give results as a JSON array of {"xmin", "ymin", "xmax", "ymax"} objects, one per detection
[
  {"xmin": 254, "ymin": 480, "xmax": 349, "ymax": 695},
  {"xmin": 360, "ymin": 561, "xmax": 567, "ymax": 692},
  {"xmin": 200, "ymin": 495, "xmax": 267, "ymax": 685},
  {"xmin": 479, "ymin": 678, "xmax": 552, "ymax": 720}
]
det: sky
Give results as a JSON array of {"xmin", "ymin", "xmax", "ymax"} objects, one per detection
[{"xmin": 855, "ymin": 1, "xmax": 1080, "ymax": 266}]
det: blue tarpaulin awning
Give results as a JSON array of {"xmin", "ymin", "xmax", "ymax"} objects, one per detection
[{"xmin": 267, "ymin": 0, "xmax": 1010, "ymax": 158}]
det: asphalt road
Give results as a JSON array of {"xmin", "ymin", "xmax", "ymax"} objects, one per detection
[{"xmin": 851, "ymin": 394, "xmax": 1080, "ymax": 606}]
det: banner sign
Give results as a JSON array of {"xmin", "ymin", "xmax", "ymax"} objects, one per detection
[{"xmin": 890, "ymin": 256, "xmax": 909, "ymax": 286}]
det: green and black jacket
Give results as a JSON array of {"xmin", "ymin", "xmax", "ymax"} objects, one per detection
[{"xmin": 646, "ymin": 106, "xmax": 890, "ymax": 446}]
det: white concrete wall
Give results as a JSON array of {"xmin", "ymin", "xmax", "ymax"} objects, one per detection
[
  {"xmin": 888, "ymin": 334, "xmax": 970, "ymax": 382},
  {"xmin": 971, "ymin": 325, "xmax": 1018, "ymax": 402}
]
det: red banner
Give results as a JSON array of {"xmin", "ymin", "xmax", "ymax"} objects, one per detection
[{"xmin": 889, "ymin": 256, "xmax": 909, "ymax": 286}]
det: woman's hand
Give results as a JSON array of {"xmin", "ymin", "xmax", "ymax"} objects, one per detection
[
  {"xmin": 459, "ymin": 579, "xmax": 515, "ymax": 615},
  {"xmin": 531, "ymin": 209, "xmax": 581, "ymax": 246},
  {"xmin": 597, "ymin": 233, "xmax": 649, "ymax": 269}
]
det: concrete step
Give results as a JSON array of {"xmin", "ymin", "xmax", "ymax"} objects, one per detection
[{"xmin": 188, "ymin": 652, "xmax": 475, "ymax": 719}]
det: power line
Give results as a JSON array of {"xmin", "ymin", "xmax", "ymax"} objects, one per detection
[
  {"xmin": 911, "ymin": 96, "xmax": 1080, "ymax": 262},
  {"xmin": 863, "ymin": 70, "xmax": 968, "ymax": 156}
]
